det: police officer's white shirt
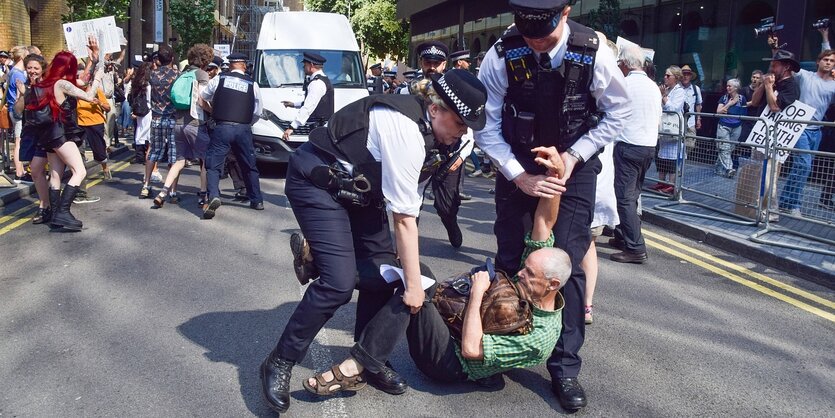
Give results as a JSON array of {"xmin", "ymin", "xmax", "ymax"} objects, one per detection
[
  {"xmin": 617, "ymin": 70, "xmax": 662, "ymax": 147},
  {"xmin": 201, "ymin": 69, "xmax": 263, "ymax": 124},
  {"xmin": 475, "ymin": 23, "xmax": 631, "ymax": 181},
  {"xmin": 290, "ymin": 69, "xmax": 327, "ymax": 129},
  {"xmin": 339, "ymin": 106, "xmax": 425, "ymax": 217}
]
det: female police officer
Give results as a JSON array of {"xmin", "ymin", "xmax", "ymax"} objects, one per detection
[{"xmin": 260, "ymin": 69, "xmax": 488, "ymax": 414}]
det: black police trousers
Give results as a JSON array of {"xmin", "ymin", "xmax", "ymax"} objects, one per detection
[
  {"xmin": 272, "ymin": 142, "xmax": 402, "ymax": 363},
  {"xmin": 493, "ymin": 156, "xmax": 601, "ymax": 379}
]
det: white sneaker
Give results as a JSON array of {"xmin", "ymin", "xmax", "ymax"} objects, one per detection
[
  {"xmin": 789, "ymin": 208, "xmax": 802, "ymax": 217},
  {"xmin": 467, "ymin": 169, "xmax": 483, "ymax": 178},
  {"xmin": 150, "ymin": 171, "xmax": 163, "ymax": 183}
]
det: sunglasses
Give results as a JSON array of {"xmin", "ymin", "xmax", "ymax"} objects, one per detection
[{"xmin": 664, "ymin": 74, "xmax": 673, "ymax": 77}]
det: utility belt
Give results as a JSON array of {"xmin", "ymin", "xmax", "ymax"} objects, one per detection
[{"xmin": 501, "ymin": 102, "xmax": 602, "ymax": 153}]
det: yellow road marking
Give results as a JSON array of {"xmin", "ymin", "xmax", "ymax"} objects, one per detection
[
  {"xmin": 645, "ymin": 238, "xmax": 835, "ymax": 323},
  {"xmin": 0, "ymin": 161, "xmax": 131, "ymax": 237},
  {"xmin": 644, "ymin": 229, "xmax": 835, "ymax": 310}
]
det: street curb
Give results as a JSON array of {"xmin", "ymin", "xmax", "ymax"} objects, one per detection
[
  {"xmin": 0, "ymin": 144, "xmax": 130, "ymax": 208},
  {"xmin": 642, "ymin": 209, "xmax": 835, "ymax": 291}
]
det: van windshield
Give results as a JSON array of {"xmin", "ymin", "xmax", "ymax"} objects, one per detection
[{"xmin": 258, "ymin": 50, "xmax": 365, "ymax": 89}]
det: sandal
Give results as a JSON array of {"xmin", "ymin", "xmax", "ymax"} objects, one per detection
[{"xmin": 303, "ymin": 364, "xmax": 366, "ymax": 396}]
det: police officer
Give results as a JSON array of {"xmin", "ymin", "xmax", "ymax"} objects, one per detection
[
  {"xmin": 449, "ymin": 49, "xmax": 471, "ymax": 71},
  {"xmin": 259, "ymin": 69, "xmax": 487, "ymax": 414},
  {"xmin": 199, "ymin": 52, "xmax": 264, "ymax": 219},
  {"xmin": 410, "ymin": 41, "xmax": 474, "ymax": 248},
  {"xmin": 475, "ymin": 0, "xmax": 630, "ymax": 410},
  {"xmin": 282, "ymin": 52, "xmax": 334, "ymax": 140},
  {"xmin": 383, "ymin": 70, "xmax": 397, "ymax": 93},
  {"xmin": 367, "ymin": 62, "xmax": 385, "ymax": 95}
]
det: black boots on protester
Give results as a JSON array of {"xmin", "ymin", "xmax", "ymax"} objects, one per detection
[
  {"xmin": 260, "ymin": 353, "xmax": 294, "ymax": 413},
  {"xmin": 50, "ymin": 185, "xmax": 83, "ymax": 231}
]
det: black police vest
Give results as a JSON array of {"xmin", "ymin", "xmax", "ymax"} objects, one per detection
[
  {"xmin": 368, "ymin": 76, "xmax": 384, "ymax": 95},
  {"xmin": 304, "ymin": 74, "xmax": 334, "ymax": 126},
  {"xmin": 309, "ymin": 95, "xmax": 435, "ymax": 203},
  {"xmin": 212, "ymin": 72, "xmax": 255, "ymax": 124},
  {"xmin": 496, "ymin": 20, "xmax": 600, "ymax": 174}
]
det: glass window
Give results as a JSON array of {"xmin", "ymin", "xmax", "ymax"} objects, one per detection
[{"xmin": 257, "ymin": 50, "xmax": 365, "ymax": 89}]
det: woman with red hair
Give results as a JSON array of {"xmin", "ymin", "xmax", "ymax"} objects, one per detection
[{"xmin": 25, "ymin": 46, "xmax": 104, "ymax": 231}]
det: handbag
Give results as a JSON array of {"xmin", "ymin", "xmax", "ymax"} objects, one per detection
[
  {"xmin": 113, "ymin": 83, "xmax": 126, "ymax": 103},
  {"xmin": 659, "ymin": 111, "xmax": 682, "ymax": 136},
  {"xmin": 432, "ymin": 259, "xmax": 534, "ymax": 340},
  {"xmin": 130, "ymin": 90, "xmax": 150, "ymax": 117}
]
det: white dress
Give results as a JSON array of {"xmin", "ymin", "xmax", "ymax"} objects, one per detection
[
  {"xmin": 592, "ymin": 143, "xmax": 619, "ymax": 229},
  {"xmin": 134, "ymin": 85, "xmax": 151, "ymax": 145}
]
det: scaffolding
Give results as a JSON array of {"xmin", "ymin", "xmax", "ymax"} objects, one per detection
[{"xmin": 233, "ymin": 0, "xmax": 285, "ymax": 59}]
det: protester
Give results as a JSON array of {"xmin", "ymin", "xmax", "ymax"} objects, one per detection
[
  {"xmin": 129, "ymin": 62, "xmax": 152, "ymax": 167},
  {"xmin": 76, "ymin": 69, "xmax": 113, "ymax": 182},
  {"xmin": 8, "ymin": 46, "xmax": 30, "ymax": 184},
  {"xmin": 139, "ymin": 45, "xmax": 178, "ymax": 199},
  {"xmin": 680, "ymin": 65, "xmax": 702, "ymax": 136},
  {"xmin": 714, "ymin": 78, "xmax": 746, "ymax": 178},
  {"xmin": 14, "ymin": 53, "xmax": 50, "ymax": 224}
]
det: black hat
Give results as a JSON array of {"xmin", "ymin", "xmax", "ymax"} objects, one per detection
[
  {"xmin": 763, "ymin": 49, "xmax": 800, "ymax": 73},
  {"xmin": 403, "ymin": 70, "xmax": 417, "ymax": 79},
  {"xmin": 0, "ymin": 51, "xmax": 8, "ymax": 58},
  {"xmin": 431, "ymin": 69, "xmax": 488, "ymax": 130},
  {"xmin": 369, "ymin": 63, "xmax": 382, "ymax": 70},
  {"xmin": 227, "ymin": 52, "xmax": 248, "ymax": 63},
  {"xmin": 208, "ymin": 56, "xmax": 223, "ymax": 68},
  {"xmin": 449, "ymin": 50, "xmax": 471, "ymax": 62},
  {"xmin": 509, "ymin": 0, "xmax": 569, "ymax": 39},
  {"xmin": 302, "ymin": 52, "xmax": 326, "ymax": 65},
  {"xmin": 383, "ymin": 70, "xmax": 397, "ymax": 77},
  {"xmin": 417, "ymin": 41, "xmax": 449, "ymax": 61},
  {"xmin": 131, "ymin": 59, "xmax": 144, "ymax": 68}
]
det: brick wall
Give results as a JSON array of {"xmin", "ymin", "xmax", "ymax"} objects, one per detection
[{"xmin": 0, "ymin": 0, "xmax": 68, "ymax": 59}]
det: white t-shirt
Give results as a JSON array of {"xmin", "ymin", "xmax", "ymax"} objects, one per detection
[{"xmin": 681, "ymin": 82, "xmax": 702, "ymax": 128}]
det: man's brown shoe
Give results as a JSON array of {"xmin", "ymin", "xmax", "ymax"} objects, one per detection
[{"xmin": 291, "ymin": 232, "xmax": 319, "ymax": 285}]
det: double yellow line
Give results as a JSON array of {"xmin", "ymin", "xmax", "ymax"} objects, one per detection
[
  {"xmin": 643, "ymin": 229, "xmax": 835, "ymax": 323},
  {"xmin": 0, "ymin": 160, "xmax": 131, "ymax": 237}
]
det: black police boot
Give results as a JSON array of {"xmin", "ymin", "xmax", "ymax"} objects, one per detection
[
  {"xmin": 50, "ymin": 185, "xmax": 83, "ymax": 231},
  {"xmin": 553, "ymin": 377, "xmax": 588, "ymax": 410},
  {"xmin": 260, "ymin": 353, "xmax": 294, "ymax": 413},
  {"xmin": 441, "ymin": 217, "xmax": 463, "ymax": 248},
  {"xmin": 365, "ymin": 365, "xmax": 408, "ymax": 395}
]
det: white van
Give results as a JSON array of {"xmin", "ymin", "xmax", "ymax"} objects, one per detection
[{"xmin": 253, "ymin": 12, "xmax": 368, "ymax": 163}]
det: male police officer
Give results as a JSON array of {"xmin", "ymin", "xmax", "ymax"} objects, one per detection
[
  {"xmin": 475, "ymin": 0, "xmax": 630, "ymax": 410},
  {"xmin": 449, "ymin": 49, "xmax": 471, "ymax": 71},
  {"xmin": 383, "ymin": 70, "xmax": 397, "ymax": 93},
  {"xmin": 200, "ymin": 52, "xmax": 265, "ymax": 219},
  {"xmin": 367, "ymin": 62, "xmax": 385, "ymax": 95},
  {"xmin": 282, "ymin": 52, "xmax": 334, "ymax": 140}
]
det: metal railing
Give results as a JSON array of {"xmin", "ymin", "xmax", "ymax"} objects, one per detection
[
  {"xmin": 751, "ymin": 119, "xmax": 835, "ymax": 256},
  {"xmin": 0, "ymin": 129, "xmax": 14, "ymax": 187},
  {"xmin": 652, "ymin": 112, "xmax": 771, "ymax": 225},
  {"xmin": 643, "ymin": 110, "xmax": 684, "ymax": 201}
]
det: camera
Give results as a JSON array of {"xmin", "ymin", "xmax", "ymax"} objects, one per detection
[
  {"xmin": 754, "ymin": 16, "xmax": 783, "ymax": 38},
  {"xmin": 813, "ymin": 18, "xmax": 830, "ymax": 30}
]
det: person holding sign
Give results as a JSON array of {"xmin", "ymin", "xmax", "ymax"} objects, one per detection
[{"xmin": 776, "ymin": 46, "xmax": 835, "ymax": 216}]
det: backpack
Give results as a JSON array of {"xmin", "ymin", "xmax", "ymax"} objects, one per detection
[
  {"xmin": 170, "ymin": 70, "xmax": 196, "ymax": 110},
  {"xmin": 130, "ymin": 88, "xmax": 150, "ymax": 117}
]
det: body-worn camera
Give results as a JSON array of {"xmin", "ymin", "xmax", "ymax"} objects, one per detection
[
  {"xmin": 813, "ymin": 18, "xmax": 831, "ymax": 30},
  {"xmin": 754, "ymin": 16, "xmax": 784, "ymax": 38}
]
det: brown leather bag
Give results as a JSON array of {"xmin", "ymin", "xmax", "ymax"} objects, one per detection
[{"xmin": 432, "ymin": 261, "xmax": 534, "ymax": 341}]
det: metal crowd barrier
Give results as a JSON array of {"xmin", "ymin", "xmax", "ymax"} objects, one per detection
[
  {"xmin": 0, "ymin": 128, "xmax": 14, "ymax": 187},
  {"xmin": 643, "ymin": 110, "xmax": 684, "ymax": 201},
  {"xmin": 652, "ymin": 112, "xmax": 771, "ymax": 225},
  {"xmin": 751, "ymin": 119, "xmax": 835, "ymax": 256}
]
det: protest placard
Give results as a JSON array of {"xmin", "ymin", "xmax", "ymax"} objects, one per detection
[
  {"xmin": 63, "ymin": 16, "xmax": 122, "ymax": 59},
  {"xmin": 744, "ymin": 100, "xmax": 816, "ymax": 163},
  {"xmin": 214, "ymin": 44, "xmax": 231, "ymax": 59}
]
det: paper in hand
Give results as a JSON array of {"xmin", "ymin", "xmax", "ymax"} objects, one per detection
[{"xmin": 380, "ymin": 264, "xmax": 435, "ymax": 290}]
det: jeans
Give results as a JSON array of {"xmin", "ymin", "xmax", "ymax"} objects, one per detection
[
  {"xmin": 468, "ymin": 149, "xmax": 481, "ymax": 171},
  {"xmin": 715, "ymin": 124, "xmax": 740, "ymax": 175},
  {"xmin": 779, "ymin": 129, "xmax": 822, "ymax": 210}
]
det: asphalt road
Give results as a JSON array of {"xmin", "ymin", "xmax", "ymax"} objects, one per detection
[{"xmin": 0, "ymin": 159, "xmax": 833, "ymax": 417}]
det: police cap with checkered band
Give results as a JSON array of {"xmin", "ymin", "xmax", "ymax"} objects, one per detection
[
  {"xmin": 430, "ymin": 69, "xmax": 488, "ymax": 130},
  {"xmin": 509, "ymin": 0, "xmax": 574, "ymax": 39},
  {"xmin": 417, "ymin": 41, "xmax": 449, "ymax": 62}
]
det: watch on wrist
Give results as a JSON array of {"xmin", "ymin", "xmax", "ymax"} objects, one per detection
[{"xmin": 566, "ymin": 148, "xmax": 584, "ymax": 164}]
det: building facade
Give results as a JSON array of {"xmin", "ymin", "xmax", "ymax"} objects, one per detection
[
  {"xmin": 399, "ymin": 0, "xmax": 835, "ymax": 95},
  {"xmin": 0, "ymin": 0, "xmax": 69, "ymax": 60}
]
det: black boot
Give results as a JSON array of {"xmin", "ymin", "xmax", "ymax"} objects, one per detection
[
  {"xmin": 47, "ymin": 188, "xmax": 62, "ymax": 229},
  {"xmin": 50, "ymin": 185, "xmax": 83, "ymax": 231},
  {"xmin": 132, "ymin": 144, "xmax": 147, "ymax": 164},
  {"xmin": 260, "ymin": 353, "xmax": 294, "ymax": 413}
]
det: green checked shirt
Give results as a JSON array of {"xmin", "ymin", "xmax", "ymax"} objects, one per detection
[{"xmin": 456, "ymin": 232, "xmax": 564, "ymax": 381}]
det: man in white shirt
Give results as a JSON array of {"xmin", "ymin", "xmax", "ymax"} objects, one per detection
[
  {"xmin": 475, "ymin": 0, "xmax": 630, "ymax": 410},
  {"xmin": 609, "ymin": 45, "xmax": 661, "ymax": 263},
  {"xmin": 680, "ymin": 64, "xmax": 702, "ymax": 135},
  {"xmin": 282, "ymin": 52, "xmax": 334, "ymax": 140}
]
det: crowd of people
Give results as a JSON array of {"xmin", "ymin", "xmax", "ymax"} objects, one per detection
[{"xmin": 1, "ymin": 0, "xmax": 833, "ymax": 415}]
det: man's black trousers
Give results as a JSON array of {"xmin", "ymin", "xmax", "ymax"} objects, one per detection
[
  {"xmin": 272, "ymin": 143, "xmax": 400, "ymax": 363},
  {"xmin": 493, "ymin": 156, "xmax": 600, "ymax": 379},
  {"xmin": 613, "ymin": 142, "xmax": 655, "ymax": 253}
]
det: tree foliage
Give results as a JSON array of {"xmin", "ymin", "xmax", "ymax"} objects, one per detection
[
  {"xmin": 62, "ymin": 0, "xmax": 131, "ymax": 23},
  {"xmin": 305, "ymin": 0, "xmax": 410, "ymax": 62},
  {"xmin": 586, "ymin": 0, "xmax": 622, "ymax": 41},
  {"xmin": 169, "ymin": 0, "xmax": 216, "ymax": 59}
]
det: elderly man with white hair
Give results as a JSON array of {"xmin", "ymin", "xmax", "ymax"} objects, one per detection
[{"xmin": 609, "ymin": 45, "xmax": 662, "ymax": 264}]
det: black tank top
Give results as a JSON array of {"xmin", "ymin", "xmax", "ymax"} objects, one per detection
[{"xmin": 59, "ymin": 96, "xmax": 84, "ymax": 139}]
